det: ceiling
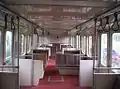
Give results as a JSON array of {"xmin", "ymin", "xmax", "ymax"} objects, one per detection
[{"xmin": 2, "ymin": 0, "xmax": 119, "ymax": 36}]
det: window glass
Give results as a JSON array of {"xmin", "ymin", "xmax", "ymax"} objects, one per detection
[
  {"xmin": 83, "ymin": 36, "xmax": 86, "ymax": 54},
  {"xmin": 29, "ymin": 36, "xmax": 31, "ymax": 52},
  {"xmin": 87, "ymin": 37, "xmax": 89, "ymax": 55},
  {"xmin": 5, "ymin": 31, "xmax": 12, "ymax": 64},
  {"xmin": 71, "ymin": 36, "xmax": 74, "ymax": 47},
  {"xmin": 71, "ymin": 37, "xmax": 73, "ymax": 46},
  {"xmin": 81, "ymin": 36, "xmax": 84, "ymax": 54},
  {"xmin": 78, "ymin": 35, "xmax": 79, "ymax": 48},
  {"xmin": 70, "ymin": 37, "xmax": 73, "ymax": 45},
  {"xmin": 89, "ymin": 36, "xmax": 92, "ymax": 56},
  {"xmin": 112, "ymin": 33, "xmax": 120, "ymax": 69},
  {"xmin": 0, "ymin": 31, "xmax": 1, "ymax": 44},
  {"xmin": 24, "ymin": 35, "xmax": 27, "ymax": 54},
  {"xmin": 76, "ymin": 35, "xmax": 79, "ymax": 48},
  {"xmin": 21, "ymin": 34, "xmax": 25, "ymax": 54},
  {"xmin": 101, "ymin": 34, "xmax": 107, "ymax": 66},
  {"xmin": 79, "ymin": 36, "xmax": 80, "ymax": 49},
  {"xmin": 39, "ymin": 36, "xmax": 41, "ymax": 44},
  {"xmin": 27, "ymin": 35, "xmax": 29, "ymax": 52},
  {"xmin": 81, "ymin": 37, "xmax": 83, "ymax": 53},
  {"xmin": 31, "ymin": 36, "xmax": 33, "ymax": 49},
  {"xmin": 0, "ymin": 31, "xmax": 2, "ymax": 64}
]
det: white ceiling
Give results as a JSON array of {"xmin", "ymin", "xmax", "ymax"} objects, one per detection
[{"xmin": 2, "ymin": 0, "xmax": 118, "ymax": 36}]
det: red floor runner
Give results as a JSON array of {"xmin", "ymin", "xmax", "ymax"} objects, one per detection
[{"xmin": 21, "ymin": 59, "xmax": 91, "ymax": 89}]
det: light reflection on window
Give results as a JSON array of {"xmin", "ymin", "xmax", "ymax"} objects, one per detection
[
  {"xmin": 76, "ymin": 35, "xmax": 79, "ymax": 48},
  {"xmin": 21, "ymin": 34, "xmax": 25, "ymax": 54},
  {"xmin": 112, "ymin": 33, "xmax": 120, "ymax": 70},
  {"xmin": 5, "ymin": 31, "xmax": 12, "ymax": 64},
  {"xmin": 101, "ymin": 34, "xmax": 107, "ymax": 66},
  {"xmin": 89, "ymin": 36, "xmax": 92, "ymax": 56}
]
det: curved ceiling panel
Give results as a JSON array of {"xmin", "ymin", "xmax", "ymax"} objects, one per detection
[{"xmin": 2, "ymin": 0, "xmax": 118, "ymax": 35}]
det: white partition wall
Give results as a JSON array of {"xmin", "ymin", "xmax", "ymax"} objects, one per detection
[
  {"xmin": 19, "ymin": 59, "xmax": 32, "ymax": 86},
  {"xmin": 33, "ymin": 60, "xmax": 44, "ymax": 85},
  {"xmin": 19, "ymin": 59, "xmax": 44, "ymax": 86},
  {"xmin": 80, "ymin": 60, "xmax": 94, "ymax": 87}
]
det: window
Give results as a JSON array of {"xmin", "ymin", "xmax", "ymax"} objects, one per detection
[
  {"xmin": 70, "ymin": 37, "xmax": 72, "ymax": 46},
  {"xmin": 5, "ymin": 31, "xmax": 12, "ymax": 64},
  {"xmin": 101, "ymin": 34, "xmax": 107, "ymax": 66},
  {"xmin": 78, "ymin": 36, "xmax": 80, "ymax": 49},
  {"xmin": 83, "ymin": 36, "xmax": 86, "ymax": 54},
  {"xmin": 27, "ymin": 35, "xmax": 30, "ymax": 52},
  {"xmin": 0, "ymin": 31, "xmax": 2, "ymax": 64},
  {"xmin": 71, "ymin": 36, "xmax": 74, "ymax": 47},
  {"xmin": 72, "ymin": 36, "xmax": 74, "ymax": 47},
  {"xmin": 24, "ymin": 36, "xmax": 27, "ymax": 53},
  {"xmin": 27, "ymin": 35, "xmax": 32, "ymax": 53},
  {"xmin": 87, "ymin": 36, "xmax": 89, "ymax": 55},
  {"xmin": 21, "ymin": 34, "xmax": 25, "ymax": 54},
  {"xmin": 81, "ymin": 36, "xmax": 85, "ymax": 54},
  {"xmin": 112, "ymin": 33, "xmax": 120, "ymax": 68},
  {"xmin": 29, "ymin": 36, "xmax": 32, "ymax": 52},
  {"xmin": 89, "ymin": 36, "xmax": 92, "ymax": 56},
  {"xmin": 76, "ymin": 35, "xmax": 79, "ymax": 48}
]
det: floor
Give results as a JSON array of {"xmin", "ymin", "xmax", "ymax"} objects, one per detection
[{"xmin": 21, "ymin": 59, "xmax": 91, "ymax": 89}]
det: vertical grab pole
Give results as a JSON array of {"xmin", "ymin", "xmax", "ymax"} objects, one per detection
[
  {"xmin": 79, "ymin": 35, "xmax": 81, "ymax": 87},
  {"xmin": 93, "ymin": 18, "xmax": 97, "ymax": 89},
  {"xmin": 11, "ymin": 16, "xmax": 15, "ymax": 72},
  {"xmin": 31, "ymin": 26, "xmax": 35, "ymax": 86},
  {"xmin": 79, "ymin": 28, "xmax": 82, "ymax": 87},
  {"xmin": 17, "ymin": 16, "xmax": 20, "ymax": 89}
]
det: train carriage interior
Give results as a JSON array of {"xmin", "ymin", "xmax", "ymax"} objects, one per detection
[{"xmin": 1, "ymin": 0, "xmax": 120, "ymax": 89}]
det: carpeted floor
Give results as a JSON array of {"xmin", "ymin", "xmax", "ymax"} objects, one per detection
[{"xmin": 21, "ymin": 59, "xmax": 91, "ymax": 89}]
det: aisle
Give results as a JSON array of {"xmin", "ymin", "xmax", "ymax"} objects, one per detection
[{"xmin": 33, "ymin": 59, "xmax": 79, "ymax": 89}]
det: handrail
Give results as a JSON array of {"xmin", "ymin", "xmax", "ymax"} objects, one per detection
[
  {"xmin": 0, "ymin": 1, "xmax": 43, "ymax": 30},
  {"xmin": 73, "ymin": 2, "xmax": 120, "ymax": 30}
]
